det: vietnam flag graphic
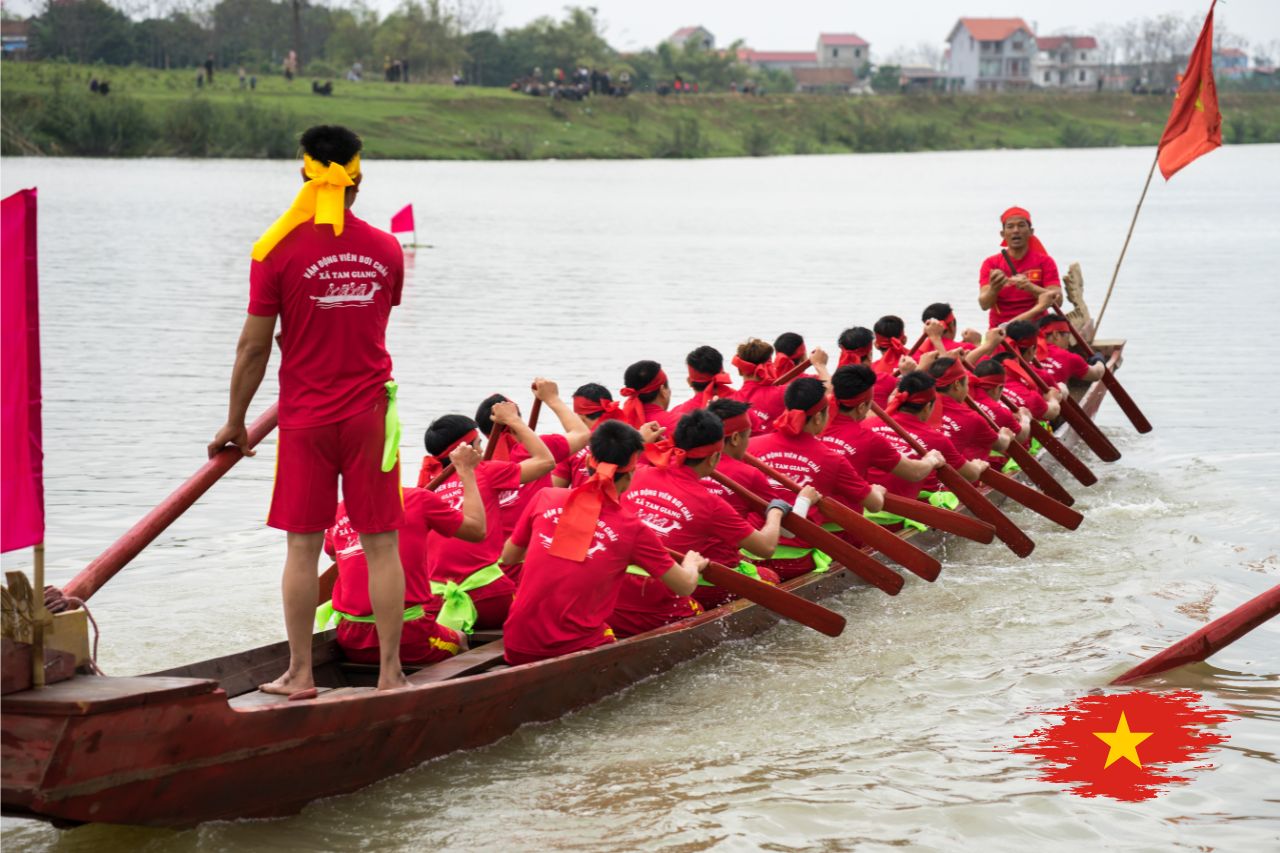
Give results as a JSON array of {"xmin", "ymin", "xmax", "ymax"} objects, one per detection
[
  {"xmin": 1010, "ymin": 690, "xmax": 1233, "ymax": 801},
  {"xmin": 1157, "ymin": 1, "xmax": 1222, "ymax": 179}
]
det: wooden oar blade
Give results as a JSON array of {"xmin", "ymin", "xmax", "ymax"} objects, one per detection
[
  {"xmin": 700, "ymin": 560, "xmax": 846, "ymax": 637},
  {"xmin": 780, "ymin": 514, "xmax": 906, "ymax": 596},
  {"xmin": 1061, "ymin": 398, "xmax": 1122, "ymax": 462},
  {"xmin": 1004, "ymin": 440, "xmax": 1076, "ymax": 506},
  {"xmin": 880, "ymin": 493, "xmax": 996, "ymax": 544},
  {"xmin": 1027, "ymin": 419, "xmax": 1098, "ymax": 486},
  {"xmin": 1102, "ymin": 369, "xmax": 1153, "ymax": 433},
  {"xmin": 938, "ymin": 467, "xmax": 1035, "ymax": 558},
  {"xmin": 815, "ymin": 496, "xmax": 941, "ymax": 582},
  {"xmin": 980, "ymin": 469, "xmax": 1084, "ymax": 530}
]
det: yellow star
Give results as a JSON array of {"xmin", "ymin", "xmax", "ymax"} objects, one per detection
[{"xmin": 1093, "ymin": 712, "xmax": 1153, "ymax": 769}]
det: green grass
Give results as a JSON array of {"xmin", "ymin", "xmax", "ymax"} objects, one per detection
[{"xmin": 4, "ymin": 62, "xmax": 1280, "ymax": 159}]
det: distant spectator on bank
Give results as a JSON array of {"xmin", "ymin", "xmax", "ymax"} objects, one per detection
[
  {"xmin": 250, "ymin": 75, "xmax": 257, "ymax": 90},
  {"xmin": 239, "ymin": 66, "xmax": 247, "ymax": 88},
  {"xmin": 284, "ymin": 50, "xmax": 298, "ymax": 82},
  {"xmin": 196, "ymin": 70, "xmax": 204, "ymax": 89},
  {"xmin": 452, "ymin": 72, "xmax": 464, "ymax": 86},
  {"xmin": 204, "ymin": 54, "xmax": 215, "ymax": 84},
  {"xmin": 89, "ymin": 77, "xmax": 99, "ymax": 93},
  {"xmin": 312, "ymin": 80, "xmax": 334, "ymax": 96},
  {"xmin": 98, "ymin": 81, "xmax": 110, "ymax": 96}
]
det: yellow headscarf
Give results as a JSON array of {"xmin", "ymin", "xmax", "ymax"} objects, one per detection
[{"xmin": 251, "ymin": 153, "xmax": 362, "ymax": 261}]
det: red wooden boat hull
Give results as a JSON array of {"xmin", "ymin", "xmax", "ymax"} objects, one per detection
[{"xmin": 1, "ymin": 347, "xmax": 1122, "ymax": 829}]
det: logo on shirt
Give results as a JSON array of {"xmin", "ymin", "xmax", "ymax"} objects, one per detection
[{"xmin": 309, "ymin": 281, "xmax": 381, "ymax": 309}]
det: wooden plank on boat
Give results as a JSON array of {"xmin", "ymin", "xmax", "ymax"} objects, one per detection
[
  {"xmin": 148, "ymin": 633, "xmax": 343, "ymax": 697},
  {"xmin": 228, "ymin": 687, "xmax": 337, "ymax": 709},
  {"xmin": 1, "ymin": 676, "xmax": 217, "ymax": 716},
  {"xmin": 1, "ymin": 638, "xmax": 79, "ymax": 695},
  {"xmin": 408, "ymin": 641, "xmax": 506, "ymax": 685}
]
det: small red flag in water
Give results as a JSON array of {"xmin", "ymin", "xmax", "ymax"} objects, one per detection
[
  {"xmin": 390, "ymin": 204, "xmax": 415, "ymax": 234},
  {"xmin": 1157, "ymin": 1, "xmax": 1222, "ymax": 179},
  {"xmin": 1010, "ymin": 690, "xmax": 1232, "ymax": 801}
]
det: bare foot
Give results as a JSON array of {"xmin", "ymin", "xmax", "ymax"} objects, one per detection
[
  {"xmin": 376, "ymin": 671, "xmax": 410, "ymax": 691},
  {"xmin": 259, "ymin": 671, "xmax": 314, "ymax": 695}
]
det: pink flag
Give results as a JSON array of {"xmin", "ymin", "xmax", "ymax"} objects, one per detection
[
  {"xmin": 390, "ymin": 204, "xmax": 415, "ymax": 234},
  {"xmin": 1, "ymin": 188, "xmax": 44, "ymax": 553}
]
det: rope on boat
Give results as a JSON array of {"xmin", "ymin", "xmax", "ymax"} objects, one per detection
[{"xmin": 43, "ymin": 585, "xmax": 106, "ymax": 676}]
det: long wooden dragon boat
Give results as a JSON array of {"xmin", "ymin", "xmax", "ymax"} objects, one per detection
[{"xmin": 0, "ymin": 341, "xmax": 1126, "ymax": 829}]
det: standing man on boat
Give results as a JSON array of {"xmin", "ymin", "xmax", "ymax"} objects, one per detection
[
  {"xmin": 208, "ymin": 125, "xmax": 411, "ymax": 693},
  {"xmin": 978, "ymin": 207, "xmax": 1064, "ymax": 328}
]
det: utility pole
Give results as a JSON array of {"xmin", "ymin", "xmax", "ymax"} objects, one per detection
[{"xmin": 292, "ymin": 0, "xmax": 303, "ymax": 70}]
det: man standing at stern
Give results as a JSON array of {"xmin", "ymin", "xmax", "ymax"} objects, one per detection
[
  {"xmin": 978, "ymin": 206, "xmax": 1063, "ymax": 328},
  {"xmin": 208, "ymin": 125, "xmax": 409, "ymax": 694}
]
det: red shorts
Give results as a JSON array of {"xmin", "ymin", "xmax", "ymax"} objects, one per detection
[
  {"xmin": 336, "ymin": 615, "xmax": 463, "ymax": 666},
  {"xmin": 761, "ymin": 553, "xmax": 815, "ymax": 581},
  {"xmin": 269, "ymin": 401, "xmax": 403, "ymax": 533},
  {"xmin": 608, "ymin": 574, "xmax": 703, "ymax": 638}
]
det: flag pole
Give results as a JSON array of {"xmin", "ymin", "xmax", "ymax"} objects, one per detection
[
  {"xmin": 31, "ymin": 542, "xmax": 48, "ymax": 688},
  {"xmin": 1093, "ymin": 150, "xmax": 1159, "ymax": 340}
]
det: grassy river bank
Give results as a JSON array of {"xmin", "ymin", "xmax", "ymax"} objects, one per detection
[{"xmin": 4, "ymin": 62, "xmax": 1280, "ymax": 160}]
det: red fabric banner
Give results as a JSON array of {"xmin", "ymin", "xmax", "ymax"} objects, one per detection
[
  {"xmin": 389, "ymin": 204, "xmax": 415, "ymax": 234},
  {"xmin": 1157, "ymin": 1, "xmax": 1222, "ymax": 180},
  {"xmin": 1, "ymin": 188, "xmax": 44, "ymax": 553}
]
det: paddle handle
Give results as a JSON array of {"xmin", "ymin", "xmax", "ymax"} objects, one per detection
[
  {"xmin": 963, "ymin": 396, "xmax": 1075, "ymax": 507},
  {"xmin": 742, "ymin": 454, "xmax": 940, "ymax": 582},
  {"xmin": 978, "ymin": 469, "xmax": 1083, "ymax": 530},
  {"xmin": 1020, "ymin": 410, "xmax": 1098, "ymax": 487},
  {"xmin": 878, "ymin": 493, "xmax": 995, "ymax": 544},
  {"xmin": 65, "ymin": 404, "xmax": 280, "ymax": 602},
  {"xmin": 664, "ymin": 548, "xmax": 846, "ymax": 638},
  {"xmin": 483, "ymin": 423, "xmax": 507, "ymax": 461},
  {"xmin": 1050, "ymin": 306, "xmax": 1152, "ymax": 434},
  {"xmin": 772, "ymin": 357, "xmax": 812, "ymax": 386},
  {"xmin": 1004, "ymin": 341, "xmax": 1120, "ymax": 462},
  {"xmin": 528, "ymin": 380, "xmax": 544, "ymax": 431},
  {"xmin": 708, "ymin": 471, "xmax": 903, "ymax": 596}
]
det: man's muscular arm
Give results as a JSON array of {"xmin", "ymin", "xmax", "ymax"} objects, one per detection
[
  {"xmin": 208, "ymin": 313, "xmax": 276, "ymax": 458},
  {"xmin": 978, "ymin": 268, "xmax": 1006, "ymax": 311}
]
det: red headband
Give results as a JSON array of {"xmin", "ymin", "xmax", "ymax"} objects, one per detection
[
  {"xmin": 834, "ymin": 388, "xmax": 874, "ymax": 409},
  {"xmin": 732, "ymin": 354, "xmax": 778, "ymax": 383},
  {"xmin": 872, "ymin": 335, "xmax": 908, "ymax": 376},
  {"xmin": 620, "ymin": 369, "xmax": 668, "ymax": 428},
  {"xmin": 886, "ymin": 387, "xmax": 936, "ymax": 416},
  {"xmin": 773, "ymin": 397, "xmax": 827, "ymax": 436},
  {"xmin": 1000, "ymin": 206, "xmax": 1048, "ymax": 255},
  {"xmin": 416, "ymin": 429, "xmax": 478, "ymax": 486},
  {"xmin": 933, "ymin": 359, "xmax": 968, "ymax": 389},
  {"xmin": 838, "ymin": 345, "xmax": 872, "ymax": 367},
  {"xmin": 772, "ymin": 346, "xmax": 806, "ymax": 375},
  {"xmin": 688, "ymin": 368, "xmax": 734, "ymax": 406},
  {"xmin": 547, "ymin": 451, "xmax": 640, "ymax": 562},
  {"xmin": 968, "ymin": 371, "xmax": 1005, "ymax": 390},
  {"xmin": 644, "ymin": 438, "xmax": 724, "ymax": 469},
  {"xmin": 573, "ymin": 395, "xmax": 625, "ymax": 425},
  {"xmin": 720, "ymin": 412, "xmax": 752, "ymax": 437},
  {"xmin": 1041, "ymin": 319, "xmax": 1072, "ymax": 334}
]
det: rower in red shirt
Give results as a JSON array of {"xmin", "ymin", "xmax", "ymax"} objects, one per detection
[
  {"xmin": 700, "ymin": 399, "xmax": 779, "ymax": 526},
  {"xmin": 554, "ymin": 384, "xmax": 664, "ymax": 488},
  {"xmin": 621, "ymin": 360, "xmax": 679, "ymax": 432},
  {"xmin": 475, "ymin": 379, "xmax": 590, "ymax": 539},
  {"xmin": 419, "ymin": 403, "xmax": 553, "ymax": 634},
  {"xmin": 926, "ymin": 357, "xmax": 1017, "ymax": 463},
  {"xmin": 820, "ymin": 364, "xmax": 945, "ymax": 530},
  {"xmin": 1038, "ymin": 315, "xmax": 1106, "ymax": 386},
  {"xmin": 772, "ymin": 332, "xmax": 815, "ymax": 379},
  {"xmin": 968, "ymin": 358, "xmax": 1034, "ymax": 471},
  {"xmin": 978, "ymin": 206, "xmax": 1064, "ymax": 328},
  {"xmin": 322, "ymin": 443, "xmax": 487, "ymax": 665},
  {"xmin": 912, "ymin": 302, "xmax": 983, "ymax": 357},
  {"xmin": 869, "ymin": 317, "xmax": 919, "ymax": 408},
  {"xmin": 670, "ymin": 346, "xmax": 735, "ymax": 417},
  {"xmin": 863, "ymin": 372, "xmax": 988, "ymax": 507},
  {"xmin": 500, "ymin": 421, "xmax": 707, "ymax": 665},
  {"xmin": 1002, "ymin": 321, "xmax": 1064, "ymax": 421},
  {"xmin": 730, "ymin": 338, "xmax": 789, "ymax": 435},
  {"xmin": 749, "ymin": 378, "xmax": 886, "ymax": 579}
]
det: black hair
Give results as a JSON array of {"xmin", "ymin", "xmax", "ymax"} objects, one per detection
[
  {"xmin": 1006, "ymin": 320, "xmax": 1039, "ymax": 343},
  {"xmin": 895, "ymin": 371, "xmax": 936, "ymax": 414},
  {"xmin": 783, "ymin": 377, "xmax": 826, "ymax": 412},
  {"xmin": 573, "ymin": 383, "xmax": 612, "ymax": 402},
  {"xmin": 773, "ymin": 332, "xmax": 805, "ymax": 359},
  {"xmin": 991, "ymin": 352, "xmax": 1014, "ymax": 364},
  {"xmin": 588, "ymin": 420, "xmax": 644, "ymax": 469},
  {"xmin": 474, "ymin": 393, "xmax": 511, "ymax": 436},
  {"xmin": 623, "ymin": 360, "xmax": 666, "ymax": 404},
  {"xmin": 673, "ymin": 410, "xmax": 724, "ymax": 462},
  {"xmin": 736, "ymin": 338, "xmax": 773, "ymax": 365},
  {"xmin": 927, "ymin": 357, "xmax": 965, "ymax": 389},
  {"xmin": 838, "ymin": 326, "xmax": 873, "ymax": 352},
  {"xmin": 973, "ymin": 359, "xmax": 1006, "ymax": 378},
  {"xmin": 685, "ymin": 346, "xmax": 724, "ymax": 391},
  {"xmin": 831, "ymin": 364, "xmax": 876, "ymax": 404},
  {"xmin": 299, "ymin": 125, "xmax": 362, "ymax": 165},
  {"xmin": 708, "ymin": 397, "xmax": 751, "ymax": 424},
  {"xmin": 873, "ymin": 315, "xmax": 905, "ymax": 342},
  {"xmin": 425, "ymin": 414, "xmax": 478, "ymax": 457},
  {"xmin": 922, "ymin": 302, "xmax": 953, "ymax": 323}
]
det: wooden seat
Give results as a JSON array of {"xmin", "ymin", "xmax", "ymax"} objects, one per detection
[
  {"xmin": 2, "ymin": 675, "xmax": 218, "ymax": 716},
  {"xmin": 408, "ymin": 641, "xmax": 507, "ymax": 685}
]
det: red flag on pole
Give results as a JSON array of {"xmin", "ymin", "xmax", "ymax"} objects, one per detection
[
  {"xmin": 1157, "ymin": 1, "xmax": 1222, "ymax": 180},
  {"xmin": 389, "ymin": 204, "xmax": 415, "ymax": 234},
  {"xmin": 1, "ymin": 188, "xmax": 45, "ymax": 553}
]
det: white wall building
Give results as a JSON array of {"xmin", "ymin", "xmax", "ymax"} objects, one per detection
[
  {"xmin": 667, "ymin": 26, "xmax": 714, "ymax": 51},
  {"xmin": 1034, "ymin": 36, "xmax": 1101, "ymax": 90},
  {"xmin": 816, "ymin": 33, "xmax": 869, "ymax": 69},
  {"xmin": 945, "ymin": 17, "xmax": 1036, "ymax": 92}
]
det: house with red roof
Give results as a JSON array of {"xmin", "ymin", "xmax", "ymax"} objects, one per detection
[
  {"xmin": 945, "ymin": 17, "xmax": 1036, "ymax": 92},
  {"xmin": 816, "ymin": 33, "xmax": 870, "ymax": 70},
  {"xmin": 1034, "ymin": 35, "xmax": 1101, "ymax": 89},
  {"xmin": 667, "ymin": 26, "xmax": 714, "ymax": 51},
  {"xmin": 738, "ymin": 49, "xmax": 819, "ymax": 73}
]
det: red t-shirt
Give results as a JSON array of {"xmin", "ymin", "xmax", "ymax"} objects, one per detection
[
  {"xmin": 700, "ymin": 455, "xmax": 773, "ymax": 525},
  {"xmin": 978, "ymin": 248, "xmax": 1061, "ymax": 328},
  {"xmin": 935, "ymin": 395, "xmax": 998, "ymax": 462},
  {"xmin": 497, "ymin": 434, "xmax": 571, "ymax": 538},
  {"xmin": 504, "ymin": 488, "xmax": 673, "ymax": 661},
  {"xmin": 553, "ymin": 444, "xmax": 592, "ymax": 488},
  {"xmin": 864, "ymin": 415, "xmax": 967, "ymax": 495},
  {"xmin": 626, "ymin": 465, "xmax": 756, "ymax": 567},
  {"xmin": 248, "ymin": 213, "xmax": 405, "ymax": 428},
  {"xmin": 1001, "ymin": 378, "xmax": 1050, "ymax": 420},
  {"xmin": 913, "ymin": 337, "xmax": 975, "ymax": 357},
  {"xmin": 972, "ymin": 392, "xmax": 1022, "ymax": 435},
  {"xmin": 872, "ymin": 372, "xmax": 898, "ymax": 409},
  {"xmin": 732, "ymin": 381, "xmax": 787, "ymax": 436},
  {"xmin": 425, "ymin": 460, "xmax": 521, "ymax": 587},
  {"xmin": 748, "ymin": 430, "xmax": 872, "ymax": 544},
  {"xmin": 326, "ymin": 487, "xmax": 462, "ymax": 613},
  {"xmin": 820, "ymin": 411, "xmax": 903, "ymax": 479},
  {"xmin": 1038, "ymin": 344, "xmax": 1090, "ymax": 386}
]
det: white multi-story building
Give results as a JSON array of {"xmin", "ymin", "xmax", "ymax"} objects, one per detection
[
  {"xmin": 816, "ymin": 33, "xmax": 870, "ymax": 69},
  {"xmin": 945, "ymin": 17, "xmax": 1036, "ymax": 92},
  {"xmin": 1034, "ymin": 36, "xmax": 1101, "ymax": 90}
]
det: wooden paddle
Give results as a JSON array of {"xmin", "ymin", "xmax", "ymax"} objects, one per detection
[
  {"xmin": 1050, "ymin": 305, "xmax": 1152, "ymax": 434},
  {"xmin": 663, "ymin": 548, "xmax": 846, "ymax": 637},
  {"xmin": 879, "ymin": 493, "xmax": 996, "ymax": 544},
  {"xmin": 527, "ymin": 380, "xmax": 543, "ymax": 430},
  {"xmin": 870, "ymin": 402, "xmax": 1035, "ymax": 558},
  {"xmin": 772, "ymin": 357, "xmax": 812, "ymax": 386},
  {"xmin": 709, "ymin": 471, "xmax": 904, "ymax": 595},
  {"xmin": 1003, "ymin": 340, "xmax": 1121, "ymax": 462},
  {"xmin": 978, "ymin": 469, "xmax": 1084, "ymax": 530},
  {"xmin": 1013, "ymin": 404, "xmax": 1098, "ymax": 486},
  {"xmin": 743, "ymin": 454, "xmax": 942, "ymax": 582},
  {"xmin": 908, "ymin": 333, "xmax": 927, "ymax": 356},
  {"xmin": 963, "ymin": 395, "xmax": 1076, "ymax": 507}
]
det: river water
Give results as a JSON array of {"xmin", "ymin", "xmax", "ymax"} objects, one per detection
[{"xmin": 2, "ymin": 146, "xmax": 1278, "ymax": 851}]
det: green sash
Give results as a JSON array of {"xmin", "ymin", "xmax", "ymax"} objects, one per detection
[
  {"xmin": 381, "ymin": 380, "xmax": 401, "ymax": 473},
  {"xmin": 430, "ymin": 562, "xmax": 506, "ymax": 634},
  {"xmin": 314, "ymin": 601, "xmax": 426, "ymax": 632},
  {"xmin": 766, "ymin": 544, "xmax": 832, "ymax": 574}
]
